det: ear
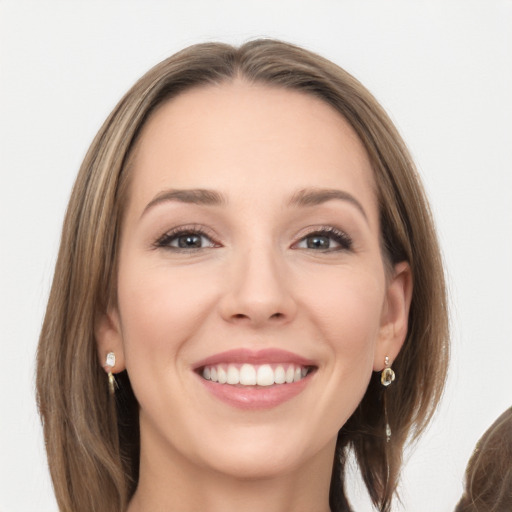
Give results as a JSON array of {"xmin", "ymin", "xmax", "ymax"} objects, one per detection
[
  {"xmin": 95, "ymin": 308, "xmax": 126, "ymax": 374},
  {"xmin": 373, "ymin": 261, "xmax": 413, "ymax": 371}
]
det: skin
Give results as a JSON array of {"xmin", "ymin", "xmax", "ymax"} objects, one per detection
[{"xmin": 96, "ymin": 81, "xmax": 412, "ymax": 512}]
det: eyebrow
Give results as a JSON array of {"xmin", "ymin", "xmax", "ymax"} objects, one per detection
[
  {"xmin": 288, "ymin": 188, "xmax": 368, "ymax": 222},
  {"xmin": 141, "ymin": 188, "xmax": 226, "ymax": 218},
  {"xmin": 141, "ymin": 186, "xmax": 368, "ymax": 222}
]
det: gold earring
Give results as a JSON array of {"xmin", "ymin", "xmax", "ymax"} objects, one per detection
[
  {"xmin": 105, "ymin": 352, "xmax": 116, "ymax": 395},
  {"xmin": 381, "ymin": 355, "xmax": 395, "ymax": 387},
  {"xmin": 381, "ymin": 356, "xmax": 395, "ymax": 442}
]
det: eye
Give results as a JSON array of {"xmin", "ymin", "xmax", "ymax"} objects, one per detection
[
  {"xmin": 294, "ymin": 227, "xmax": 353, "ymax": 252},
  {"xmin": 171, "ymin": 233, "xmax": 212, "ymax": 249},
  {"xmin": 154, "ymin": 226, "xmax": 219, "ymax": 251}
]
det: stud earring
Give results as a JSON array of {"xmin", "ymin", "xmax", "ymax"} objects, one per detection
[
  {"xmin": 381, "ymin": 355, "xmax": 395, "ymax": 387},
  {"xmin": 104, "ymin": 352, "xmax": 116, "ymax": 395}
]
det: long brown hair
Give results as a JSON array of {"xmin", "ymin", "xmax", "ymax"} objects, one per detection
[{"xmin": 36, "ymin": 39, "xmax": 449, "ymax": 512}]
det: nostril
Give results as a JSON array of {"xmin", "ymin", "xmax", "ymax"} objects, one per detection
[{"xmin": 230, "ymin": 312, "xmax": 284, "ymax": 322}]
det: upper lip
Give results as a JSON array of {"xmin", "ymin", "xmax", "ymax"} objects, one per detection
[{"xmin": 192, "ymin": 348, "xmax": 317, "ymax": 370}]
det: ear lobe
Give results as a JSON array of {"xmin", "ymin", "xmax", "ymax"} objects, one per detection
[
  {"xmin": 374, "ymin": 261, "xmax": 413, "ymax": 371},
  {"xmin": 94, "ymin": 309, "xmax": 126, "ymax": 373}
]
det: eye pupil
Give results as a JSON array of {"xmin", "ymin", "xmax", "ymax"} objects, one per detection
[
  {"xmin": 178, "ymin": 234, "xmax": 202, "ymax": 248},
  {"xmin": 307, "ymin": 235, "xmax": 330, "ymax": 249}
]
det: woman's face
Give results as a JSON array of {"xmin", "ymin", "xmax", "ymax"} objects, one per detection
[{"xmin": 98, "ymin": 81, "xmax": 410, "ymax": 479}]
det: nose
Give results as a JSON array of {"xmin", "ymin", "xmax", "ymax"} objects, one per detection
[{"xmin": 218, "ymin": 246, "xmax": 297, "ymax": 327}]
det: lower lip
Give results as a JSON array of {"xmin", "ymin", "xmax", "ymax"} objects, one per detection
[{"xmin": 197, "ymin": 374, "xmax": 311, "ymax": 410}]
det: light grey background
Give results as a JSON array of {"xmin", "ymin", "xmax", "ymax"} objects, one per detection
[{"xmin": 1, "ymin": 1, "xmax": 511, "ymax": 511}]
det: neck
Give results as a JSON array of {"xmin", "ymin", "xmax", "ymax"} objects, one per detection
[{"xmin": 127, "ymin": 428, "xmax": 335, "ymax": 512}]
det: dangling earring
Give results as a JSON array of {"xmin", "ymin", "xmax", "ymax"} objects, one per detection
[
  {"xmin": 381, "ymin": 356, "xmax": 395, "ymax": 387},
  {"xmin": 104, "ymin": 352, "xmax": 116, "ymax": 395},
  {"xmin": 381, "ymin": 356, "xmax": 395, "ymax": 442}
]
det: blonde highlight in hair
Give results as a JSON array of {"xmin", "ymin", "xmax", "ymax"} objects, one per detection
[{"xmin": 37, "ymin": 39, "xmax": 449, "ymax": 512}]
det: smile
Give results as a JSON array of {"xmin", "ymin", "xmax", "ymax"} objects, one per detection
[
  {"xmin": 193, "ymin": 349, "xmax": 317, "ymax": 409},
  {"xmin": 201, "ymin": 363, "xmax": 313, "ymax": 386}
]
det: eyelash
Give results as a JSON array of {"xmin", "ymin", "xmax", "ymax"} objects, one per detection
[
  {"xmin": 153, "ymin": 225, "xmax": 353, "ymax": 252},
  {"xmin": 153, "ymin": 225, "xmax": 219, "ymax": 251},
  {"xmin": 294, "ymin": 226, "xmax": 353, "ymax": 252}
]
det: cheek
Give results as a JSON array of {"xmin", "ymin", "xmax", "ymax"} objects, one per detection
[
  {"xmin": 298, "ymin": 265, "xmax": 385, "ymax": 392},
  {"xmin": 303, "ymin": 268, "xmax": 384, "ymax": 344},
  {"xmin": 289, "ymin": 267, "xmax": 386, "ymax": 434},
  {"xmin": 116, "ymin": 259, "xmax": 221, "ymax": 367}
]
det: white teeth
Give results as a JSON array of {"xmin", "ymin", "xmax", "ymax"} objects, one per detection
[
  {"xmin": 274, "ymin": 365, "xmax": 286, "ymax": 384},
  {"xmin": 256, "ymin": 364, "xmax": 274, "ymax": 386},
  {"xmin": 227, "ymin": 364, "xmax": 240, "ymax": 385},
  {"xmin": 240, "ymin": 364, "xmax": 257, "ymax": 385},
  {"xmin": 201, "ymin": 363, "xmax": 312, "ymax": 386},
  {"xmin": 217, "ymin": 365, "xmax": 227, "ymax": 384}
]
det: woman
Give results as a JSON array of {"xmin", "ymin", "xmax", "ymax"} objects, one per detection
[{"xmin": 36, "ymin": 39, "xmax": 449, "ymax": 512}]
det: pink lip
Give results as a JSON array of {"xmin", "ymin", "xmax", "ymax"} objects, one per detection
[
  {"xmin": 192, "ymin": 348, "xmax": 315, "ymax": 369},
  {"xmin": 198, "ymin": 376, "xmax": 312, "ymax": 410},
  {"xmin": 192, "ymin": 348, "xmax": 317, "ymax": 410}
]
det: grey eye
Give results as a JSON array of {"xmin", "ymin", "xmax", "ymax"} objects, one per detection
[
  {"xmin": 155, "ymin": 229, "xmax": 217, "ymax": 250},
  {"xmin": 306, "ymin": 235, "xmax": 332, "ymax": 249},
  {"xmin": 295, "ymin": 228, "xmax": 353, "ymax": 252},
  {"xmin": 174, "ymin": 234, "xmax": 205, "ymax": 248}
]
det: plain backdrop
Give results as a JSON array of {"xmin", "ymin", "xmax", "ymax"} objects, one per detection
[{"xmin": 1, "ymin": 1, "xmax": 511, "ymax": 511}]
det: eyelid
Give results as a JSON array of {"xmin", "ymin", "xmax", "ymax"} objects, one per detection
[
  {"xmin": 292, "ymin": 225, "xmax": 353, "ymax": 251},
  {"xmin": 151, "ymin": 223, "xmax": 352, "ymax": 252},
  {"xmin": 153, "ymin": 224, "xmax": 221, "ymax": 250}
]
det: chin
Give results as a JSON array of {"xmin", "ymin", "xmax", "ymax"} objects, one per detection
[
  {"xmin": 199, "ymin": 446, "xmax": 308, "ymax": 481},
  {"xmin": 187, "ymin": 422, "xmax": 335, "ymax": 481}
]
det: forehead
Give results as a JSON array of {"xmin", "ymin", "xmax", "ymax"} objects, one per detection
[{"xmin": 128, "ymin": 80, "xmax": 377, "ymax": 219}]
